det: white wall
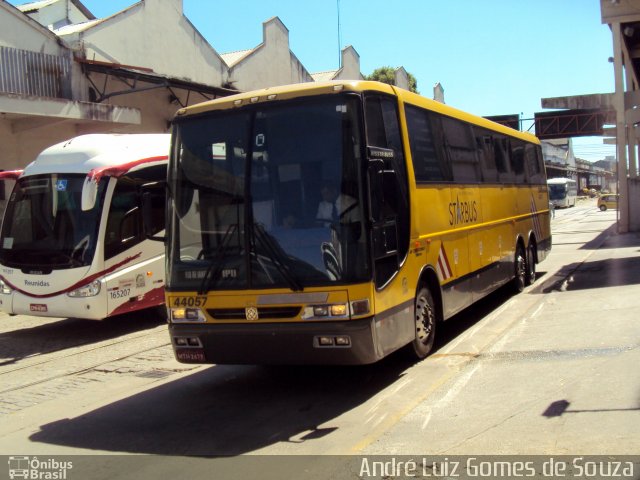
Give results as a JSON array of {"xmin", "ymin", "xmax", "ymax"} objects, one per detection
[
  {"xmin": 227, "ymin": 17, "xmax": 313, "ymax": 91},
  {"xmin": 334, "ymin": 46, "xmax": 362, "ymax": 81},
  {"xmin": 24, "ymin": 0, "xmax": 92, "ymax": 30},
  {"xmin": 1, "ymin": 3, "xmax": 91, "ymax": 169},
  {"xmin": 61, "ymin": 0, "xmax": 228, "ymax": 87},
  {"xmin": 1, "ymin": 3, "xmax": 69, "ymax": 54}
]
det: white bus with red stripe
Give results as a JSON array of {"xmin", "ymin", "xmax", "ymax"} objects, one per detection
[{"xmin": 0, "ymin": 134, "xmax": 169, "ymax": 320}]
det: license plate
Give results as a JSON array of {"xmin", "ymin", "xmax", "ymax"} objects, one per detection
[
  {"xmin": 175, "ymin": 348, "xmax": 206, "ymax": 363},
  {"xmin": 30, "ymin": 304, "xmax": 48, "ymax": 312}
]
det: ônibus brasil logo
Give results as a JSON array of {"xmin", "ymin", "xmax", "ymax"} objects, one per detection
[{"xmin": 8, "ymin": 456, "xmax": 73, "ymax": 480}]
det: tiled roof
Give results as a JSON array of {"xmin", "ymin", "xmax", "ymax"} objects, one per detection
[
  {"xmin": 221, "ymin": 49, "xmax": 254, "ymax": 67},
  {"xmin": 311, "ymin": 70, "xmax": 338, "ymax": 82}
]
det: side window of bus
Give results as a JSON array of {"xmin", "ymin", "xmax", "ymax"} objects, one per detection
[
  {"xmin": 493, "ymin": 136, "xmax": 514, "ymax": 183},
  {"xmin": 510, "ymin": 138, "xmax": 526, "ymax": 184},
  {"xmin": 441, "ymin": 116, "xmax": 480, "ymax": 183},
  {"xmin": 405, "ymin": 105, "xmax": 451, "ymax": 182},
  {"xmin": 104, "ymin": 179, "xmax": 142, "ymax": 260},
  {"xmin": 525, "ymin": 144, "xmax": 544, "ymax": 184},
  {"xmin": 474, "ymin": 128, "xmax": 498, "ymax": 183}
]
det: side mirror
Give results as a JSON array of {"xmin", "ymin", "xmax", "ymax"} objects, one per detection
[{"xmin": 81, "ymin": 177, "xmax": 98, "ymax": 211}]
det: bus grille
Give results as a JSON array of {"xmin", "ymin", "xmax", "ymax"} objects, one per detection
[{"xmin": 207, "ymin": 306, "xmax": 302, "ymax": 320}]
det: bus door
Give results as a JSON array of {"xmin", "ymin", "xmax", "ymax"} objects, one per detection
[
  {"xmin": 104, "ymin": 170, "xmax": 166, "ymax": 316},
  {"xmin": 364, "ymin": 94, "xmax": 412, "ymax": 355}
]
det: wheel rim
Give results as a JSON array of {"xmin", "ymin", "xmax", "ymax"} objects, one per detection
[{"xmin": 415, "ymin": 294, "xmax": 434, "ymax": 345}]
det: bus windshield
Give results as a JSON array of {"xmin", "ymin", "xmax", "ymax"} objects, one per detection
[
  {"xmin": 168, "ymin": 94, "xmax": 370, "ymax": 292},
  {"xmin": 0, "ymin": 174, "xmax": 107, "ymax": 269},
  {"xmin": 548, "ymin": 183, "xmax": 568, "ymax": 200}
]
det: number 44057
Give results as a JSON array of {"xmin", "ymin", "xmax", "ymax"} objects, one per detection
[{"xmin": 172, "ymin": 297, "xmax": 206, "ymax": 308}]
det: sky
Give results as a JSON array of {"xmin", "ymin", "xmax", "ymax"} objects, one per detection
[{"xmin": 9, "ymin": 0, "xmax": 617, "ymax": 161}]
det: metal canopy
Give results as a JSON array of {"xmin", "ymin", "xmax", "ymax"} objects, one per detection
[{"xmin": 78, "ymin": 58, "xmax": 238, "ymax": 107}]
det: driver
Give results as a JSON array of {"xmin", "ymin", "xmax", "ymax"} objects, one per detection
[{"xmin": 316, "ymin": 181, "xmax": 359, "ymax": 226}]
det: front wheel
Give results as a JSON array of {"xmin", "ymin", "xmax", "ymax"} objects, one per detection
[
  {"xmin": 406, "ymin": 287, "xmax": 437, "ymax": 360},
  {"xmin": 599, "ymin": 205, "xmax": 607, "ymax": 211}
]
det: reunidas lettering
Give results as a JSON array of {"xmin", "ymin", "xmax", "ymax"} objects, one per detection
[
  {"xmin": 449, "ymin": 196, "xmax": 478, "ymax": 226},
  {"xmin": 24, "ymin": 279, "xmax": 50, "ymax": 287}
]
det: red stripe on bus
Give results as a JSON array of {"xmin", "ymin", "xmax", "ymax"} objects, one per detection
[
  {"xmin": 439, "ymin": 246, "xmax": 452, "ymax": 278},
  {"xmin": 0, "ymin": 170, "xmax": 23, "ymax": 180},
  {"xmin": 107, "ymin": 285, "xmax": 165, "ymax": 317},
  {"xmin": 86, "ymin": 155, "xmax": 168, "ymax": 184},
  {"xmin": 0, "ymin": 252, "xmax": 142, "ymax": 299}
]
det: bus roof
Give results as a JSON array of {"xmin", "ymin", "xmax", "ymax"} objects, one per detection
[
  {"xmin": 175, "ymin": 80, "xmax": 539, "ymax": 144},
  {"xmin": 547, "ymin": 177, "xmax": 576, "ymax": 184},
  {"xmin": 23, "ymin": 134, "xmax": 170, "ymax": 177}
]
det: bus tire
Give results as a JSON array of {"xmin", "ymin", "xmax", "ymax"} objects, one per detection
[
  {"xmin": 513, "ymin": 244, "xmax": 526, "ymax": 293},
  {"xmin": 599, "ymin": 205, "xmax": 607, "ymax": 211},
  {"xmin": 525, "ymin": 242, "xmax": 536, "ymax": 286},
  {"xmin": 406, "ymin": 287, "xmax": 437, "ymax": 360}
]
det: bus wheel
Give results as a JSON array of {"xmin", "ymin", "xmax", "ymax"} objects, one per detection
[
  {"xmin": 407, "ymin": 287, "xmax": 437, "ymax": 359},
  {"xmin": 513, "ymin": 244, "xmax": 526, "ymax": 293},
  {"xmin": 599, "ymin": 205, "xmax": 607, "ymax": 211},
  {"xmin": 525, "ymin": 242, "xmax": 536, "ymax": 286}
]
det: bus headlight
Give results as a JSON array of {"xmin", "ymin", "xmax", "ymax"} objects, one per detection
[
  {"xmin": 67, "ymin": 280, "xmax": 101, "ymax": 298},
  {"xmin": 0, "ymin": 279, "xmax": 12, "ymax": 295},
  {"xmin": 302, "ymin": 303, "xmax": 349, "ymax": 320},
  {"xmin": 171, "ymin": 307, "xmax": 206, "ymax": 323}
]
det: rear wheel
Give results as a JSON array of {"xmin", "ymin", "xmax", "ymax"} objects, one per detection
[
  {"xmin": 513, "ymin": 244, "xmax": 526, "ymax": 293},
  {"xmin": 406, "ymin": 287, "xmax": 437, "ymax": 360},
  {"xmin": 525, "ymin": 242, "xmax": 536, "ymax": 286},
  {"xmin": 599, "ymin": 205, "xmax": 607, "ymax": 211}
]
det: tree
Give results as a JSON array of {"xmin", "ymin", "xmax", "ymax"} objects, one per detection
[{"xmin": 366, "ymin": 66, "xmax": 419, "ymax": 93}]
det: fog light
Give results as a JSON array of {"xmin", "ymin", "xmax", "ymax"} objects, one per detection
[
  {"xmin": 335, "ymin": 336, "xmax": 351, "ymax": 346},
  {"xmin": 187, "ymin": 337, "xmax": 200, "ymax": 346},
  {"xmin": 318, "ymin": 336, "xmax": 334, "ymax": 346},
  {"xmin": 175, "ymin": 337, "xmax": 188, "ymax": 346}
]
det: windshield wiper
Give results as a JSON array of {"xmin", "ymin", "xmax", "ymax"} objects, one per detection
[
  {"xmin": 251, "ymin": 223, "xmax": 303, "ymax": 292},
  {"xmin": 197, "ymin": 223, "xmax": 238, "ymax": 295}
]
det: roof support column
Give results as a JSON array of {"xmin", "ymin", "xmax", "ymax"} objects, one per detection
[
  {"xmin": 612, "ymin": 22, "xmax": 629, "ymax": 233},
  {"xmin": 625, "ymin": 49, "xmax": 638, "ymax": 178}
]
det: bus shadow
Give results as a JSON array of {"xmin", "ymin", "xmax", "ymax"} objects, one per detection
[
  {"xmin": 27, "ymin": 284, "xmax": 522, "ymax": 456},
  {"xmin": 0, "ymin": 308, "xmax": 165, "ymax": 367},
  {"xmin": 29, "ymin": 359, "xmax": 407, "ymax": 456}
]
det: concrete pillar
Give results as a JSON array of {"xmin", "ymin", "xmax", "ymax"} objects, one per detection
[
  {"xmin": 612, "ymin": 22, "xmax": 630, "ymax": 233},
  {"xmin": 625, "ymin": 51, "xmax": 638, "ymax": 178}
]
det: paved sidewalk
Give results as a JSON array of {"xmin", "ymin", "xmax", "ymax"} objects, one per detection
[{"xmin": 364, "ymin": 229, "xmax": 640, "ymax": 454}]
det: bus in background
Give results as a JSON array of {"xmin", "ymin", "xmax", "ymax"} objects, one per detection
[
  {"xmin": 0, "ymin": 134, "xmax": 169, "ymax": 320},
  {"xmin": 161, "ymin": 81, "xmax": 551, "ymax": 365},
  {"xmin": 547, "ymin": 177, "xmax": 577, "ymax": 208}
]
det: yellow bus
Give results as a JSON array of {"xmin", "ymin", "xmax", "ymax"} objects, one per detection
[{"xmin": 161, "ymin": 81, "xmax": 551, "ymax": 365}]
